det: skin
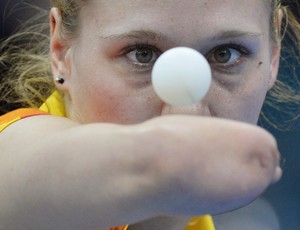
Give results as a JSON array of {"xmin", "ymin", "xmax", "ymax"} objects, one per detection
[
  {"xmin": 54, "ymin": 0, "xmax": 279, "ymax": 125},
  {"xmin": 0, "ymin": 0, "xmax": 282, "ymax": 229}
]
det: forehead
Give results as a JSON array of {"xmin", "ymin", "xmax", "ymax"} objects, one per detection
[{"xmin": 82, "ymin": 0, "xmax": 271, "ymax": 40}]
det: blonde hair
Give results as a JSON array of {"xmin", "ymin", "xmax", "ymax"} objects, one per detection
[
  {"xmin": 261, "ymin": 0, "xmax": 300, "ymax": 129},
  {"xmin": 0, "ymin": 0, "xmax": 299, "ymax": 129},
  {"xmin": 0, "ymin": 10, "xmax": 52, "ymax": 114}
]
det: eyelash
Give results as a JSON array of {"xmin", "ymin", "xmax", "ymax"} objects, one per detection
[
  {"xmin": 122, "ymin": 42, "xmax": 253, "ymax": 73},
  {"xmin": 209, "ymin": 43, "xmax": 252, "ymax": 62},
  {"xmin": 122, "ymin": 42, "xmax": 162, "ymax": 71},
  {"xmin": 214, "ymin": 43, "xmax": 252, "ymax": 56}
]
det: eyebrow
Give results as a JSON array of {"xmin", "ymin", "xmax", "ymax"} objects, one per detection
[
  {"xmin": 210, "ymin": 31, "xmax": 262, "ymax": 41},
  {"xmin": 99, "ymin": 29, "xmax": 262, "ymax": 42},
  {"xmin": 99, "ymin": 30, "xmax": 164, "ymax": 41}
]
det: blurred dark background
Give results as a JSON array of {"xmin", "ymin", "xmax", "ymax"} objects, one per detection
[
  {"xmin": 0, "ymin": 0, "xmax": 50, "ymax": 38},
  {"xmin": 0, "ymin": 0, "xmax": 299, "ymax": 229}
]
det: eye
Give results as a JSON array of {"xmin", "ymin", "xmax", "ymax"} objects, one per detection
[
  {"xmin": 125, "ymin": 45, "xmax": 160, "ymax": 65},
  {"xmin": 207, "ymin": 44, "xmax": 252, "ymax": 67},
  {"xmin": 213, "ymin": 47, "xmax": 240, "ymax": 63}
]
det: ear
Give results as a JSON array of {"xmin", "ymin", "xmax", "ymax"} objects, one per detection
[
  {"xmin": 50, "ymin": 7, "xmax": 72, "ymax": 92},
  {"xmin": 269, "ymin": 9, "xmax": 283, "ymax": 90}
]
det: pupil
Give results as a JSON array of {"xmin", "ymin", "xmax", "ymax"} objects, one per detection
[
  {"xmin": 136, "ymin": 48, "xmax": 153, "ymax": 63},
  {"xmin": 215, "ymin": 48, "xmax": 231, "ymax": 63}
]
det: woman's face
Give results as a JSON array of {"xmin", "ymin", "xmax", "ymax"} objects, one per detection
[{"xmin": 53, "ymin": 0, "xmax": 280, "ymax": 124}]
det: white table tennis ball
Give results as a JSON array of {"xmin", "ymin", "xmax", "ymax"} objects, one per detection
[{"xmin": 152, "ymin": 47, "xmax": 212, "ymax": 106}]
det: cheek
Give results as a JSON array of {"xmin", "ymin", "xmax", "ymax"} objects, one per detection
[
  {"xmin": 235, "ymin": 70, "xmax": 271, "ymax": 123},
  {"xmin": 68, "ymin": 55, "xmax": 162, "ymax": 124},
  {"xmin": 237, "ymin": 86, "xmax": 268, "ymax": 124},
  {"xmin": 209, "ymin": 66, "xmax": 270, "ymax": 124},
  {"xmin": 77, "ymin": 85, "xmax": 161, "ymax": 124}
]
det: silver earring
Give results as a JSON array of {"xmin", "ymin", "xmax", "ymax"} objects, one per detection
[{"xmin": 55, "ymin": 76, "xmax": 65, "ymax": 84}]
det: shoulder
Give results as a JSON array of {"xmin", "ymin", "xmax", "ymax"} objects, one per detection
[
  {"xmin": 0, "ymin": 109, "xmax": 77, "ymax": 151},
  {"xmin": 0, "ymin": 108, "xmax": 49, "ymax": 132}
]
